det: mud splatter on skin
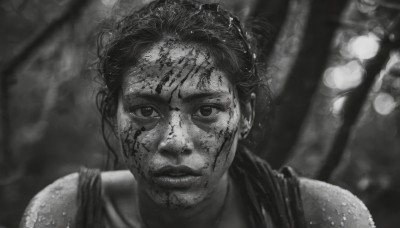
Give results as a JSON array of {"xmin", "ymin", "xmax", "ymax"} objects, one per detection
[
  {"xmin": 121, "ymin": 125, "xmax": 147, "ymax": 176},
  {"xmin": 213, "ymin": 136, "xmax": 229, "ymax": 170},
  {"xmin": 155, "ymin": 69, "xmax": 174, "ymax": 94},
  {"xmin": 197, "ymin": 66, "xmax": 215, "ymax": 89},
  {"xmin": 117, "ymin": 41, "xmax": 246, "ymax": 209},
  {"xmin": 135, "ymin": 40, "xmax": 199, "ymax": 95},
  {"xmin": 121, "ymin": 124, "xmax": 134, "ymax": 158},
  {"xmin": 212, "ymin": 126, "xmax": 238, "ymax": 170},
  {"xmin": 155, "ymin": 39, "xmax": 175, "ymax": 70},
  {"xmin": 134, "ymin": 127, "xmax": 146, "ymax": 140},
  {"xmin": 167, "ymin": 78, "xmax": 176, "ymax": 87},
  {"xmin": 164, "ymin": 52, "xmax": 208, "ymax": 103},
  {"xmin": 232, "ymin": 88, "xmax": 238, "ymax": 109},
  {"xmin": 224, "ymin": 128, "xmax": 238, "ymax": 163},
  {"xmin": 168, "ymin": 125, "xmax": 175, "ymax": 137},
  {"xmin": 218, "ymin": 75, "xmax": 223, "ymax": 85}
]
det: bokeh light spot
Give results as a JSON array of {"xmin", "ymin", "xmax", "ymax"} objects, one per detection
[
  {"xmin": 332, "ymin": 96, "xmax": 346, "ymax": 116},
  {"xmin": 348, "ymin": 34, "xmax": 380, "ymax": 60},
  {"xmin": 323, "ymin": 61, "xmax": 364, "ymax": 90},
  {"xmin": 373, "ymin": 92, "xmax": 396, "ymax": 115}
]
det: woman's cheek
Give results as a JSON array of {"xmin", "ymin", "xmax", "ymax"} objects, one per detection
[
  {"xmin": 213, "ymin": 127, "xmax": 238, "ymax": 170},
  {"xmin": 120, "ymin": 124, "xmax": 155, "ymax": 177},
  {"xmin": 200, "ymin": 118, "xmax": 238, "ymax": 173}
]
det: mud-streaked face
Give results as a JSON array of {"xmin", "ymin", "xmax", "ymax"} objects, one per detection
[{"xmin": 117, "ymin": 40, "xmax": 244, "ymax": 209}]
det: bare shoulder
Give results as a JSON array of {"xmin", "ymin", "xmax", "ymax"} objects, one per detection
[
  {"xmin": 20, "ymin": 173, "xmax": 79, "ymax": 228},
  {"xmin": 20, "ymin": 170, "xmax": 137, "ymax": 228},
  {"xmin": 299, "ymin": 178, "xmax": 375, "ymax": 228}
]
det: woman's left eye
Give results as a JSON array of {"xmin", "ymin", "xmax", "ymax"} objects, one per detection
[
  {"xmin": 130, "ymin": 106, "xmax": 160, "ymax": 119},
  {"xmin": 193, "ymin": 105, "xmax": 220, "ymax": 119}
]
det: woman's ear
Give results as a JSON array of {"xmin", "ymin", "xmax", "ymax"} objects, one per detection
[{"xmin": 240, "ymin": 93, "xmax": 256, "ymax": 139}]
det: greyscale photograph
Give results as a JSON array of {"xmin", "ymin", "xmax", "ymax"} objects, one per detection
[{"xmin": 0, "ymin": 0, "xmax": 399, "ymax": 227}]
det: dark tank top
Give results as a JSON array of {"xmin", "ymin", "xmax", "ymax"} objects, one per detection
[{"xmin": 76, "ymin": 147, "xmax": 306, "ymax": 228}]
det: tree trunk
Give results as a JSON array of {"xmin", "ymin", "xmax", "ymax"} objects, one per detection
[{"xmin": 260, "ymin": 0, "xmax": 350, "ymax": 169}]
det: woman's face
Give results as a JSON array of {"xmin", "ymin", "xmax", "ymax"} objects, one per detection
[{"xmin": 117, "ymin": 40, "xmax": 246, "ymax": 209}]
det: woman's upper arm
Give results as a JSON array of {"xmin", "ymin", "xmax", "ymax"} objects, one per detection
[
  {"xmin": 299, "ymin": 178, "xmax": 375, "ymax": 228},
  {"xmin": 20, "ymin": 173, "xmax": 79, "ymax": 228}
]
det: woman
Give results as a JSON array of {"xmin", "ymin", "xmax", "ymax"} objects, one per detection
[{"xmin": 20, "ymin": 0, "xmax": 375, "ymax": 227}]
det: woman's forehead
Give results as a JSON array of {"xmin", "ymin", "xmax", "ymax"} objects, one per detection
[
  {"xmin": 122, "ymin": 41, "xmax": 235, "ymax": 97},
  {"xmin": 140, "ymin": 40, "xmax": 209, "ymax": 65}
]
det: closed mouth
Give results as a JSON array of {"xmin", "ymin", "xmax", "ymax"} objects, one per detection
[
  {"xmin": 152, "ymin": 165, "xmax": 202, "ymax": 177},
  {"xmin": 151, "ymin": 166, "xmax": 202, "ymax": 189}
]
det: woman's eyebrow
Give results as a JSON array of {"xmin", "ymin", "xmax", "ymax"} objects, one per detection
[
  {"xmin": 181, "ymin": 91, "xmax": 230, "ymax": 103},
  {"xmin": 123, "ymin": 91, "xmax": 230, "ymax": 103},
  {"xmin": 123, "ymin": 92, "xmax": 167, "ymax": 104}
]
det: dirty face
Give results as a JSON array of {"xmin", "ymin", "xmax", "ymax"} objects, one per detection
[{"xmin": 117, "ymin": 40, "xmax": 244, "ymax": 209}]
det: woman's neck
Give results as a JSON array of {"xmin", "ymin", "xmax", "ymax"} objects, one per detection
[{"xmin": 138, "ymin": 173, "xmax": 230, "ymax": 228}]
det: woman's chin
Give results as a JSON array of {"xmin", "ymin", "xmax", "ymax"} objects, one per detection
[{"xmin": 148, "ymin": 188, "xmax": 206, "ymax": 209}]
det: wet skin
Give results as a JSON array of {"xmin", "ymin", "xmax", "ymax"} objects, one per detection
[{"xmin": 117, "ymin": 40, "xmax": 246, "ymax": 210}]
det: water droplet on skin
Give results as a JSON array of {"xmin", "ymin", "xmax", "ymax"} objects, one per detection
[
  {"xmin": 322, "ymin": 207, "xmax": 326, "ymax": 212},
  {"xmin": 343, "ymin": 216, "xmax": 347, "ymax": 221},
  {"xmin": 342, "ymin": 202, "xmax": 347, "ymax": 206},
  {"xmin": 62, "ymin": 212, "xmax": 67, "ymax": 216},
  {"xmin": 26, "ymin": 214, "xmax": 36, "ymax": 228},
  {"xmin": 331, "ymin": 221, "xmax": 335, "ymax": 226},
  {"xmin": 228, "ymin": 17, "xmax": 233, "ymax": 27},
  {"xmin": 340, "ymin": 221, "xmax": 345, "ymax": 227},
  {"xmin": 309, "ymin": 221, "xmax": 314, "ymax": 226},
  {"xmin": 368, "ymin": 216, "xmax": 375, "ymax": 226}
]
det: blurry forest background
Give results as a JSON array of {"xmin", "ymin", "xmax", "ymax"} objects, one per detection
[{"xmin": 0, "ymin": 0, "xmax": 400, "ymax": 227}]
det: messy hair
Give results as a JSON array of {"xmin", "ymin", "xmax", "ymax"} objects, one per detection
[{"xmin": 96, "ymin": 0, "xmax": 273, "ymax": 166}]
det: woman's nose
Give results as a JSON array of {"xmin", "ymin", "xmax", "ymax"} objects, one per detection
[{"xmin": 158, "ymin": 113, "xmax": 194, "ymax": 157}]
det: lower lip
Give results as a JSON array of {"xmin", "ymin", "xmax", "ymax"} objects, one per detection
[{"xmin": 153, "ymin": 176, "xmax": 201, "ymax": 189}]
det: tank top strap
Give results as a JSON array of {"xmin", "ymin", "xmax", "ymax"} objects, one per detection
[
  {"xmin": 260, "ymin": 160, "xmax": 306, "ymax": 228},
  {"xmin": 275, "ymin": 166, "xmax": 307, "ymax": 228},
  {"xmin": 76, "ymin": 167, "xmax": 105, "ymax": 228}
]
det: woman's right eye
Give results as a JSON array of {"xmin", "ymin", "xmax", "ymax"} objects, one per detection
[{"xmin": 130, "ymin": 106, "xmax": 160, "ymax": 119}]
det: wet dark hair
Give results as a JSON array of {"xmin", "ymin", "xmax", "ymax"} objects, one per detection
[{"xmin": 96, "ymin": 0, "xmax": 272, "ymax": 166}]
